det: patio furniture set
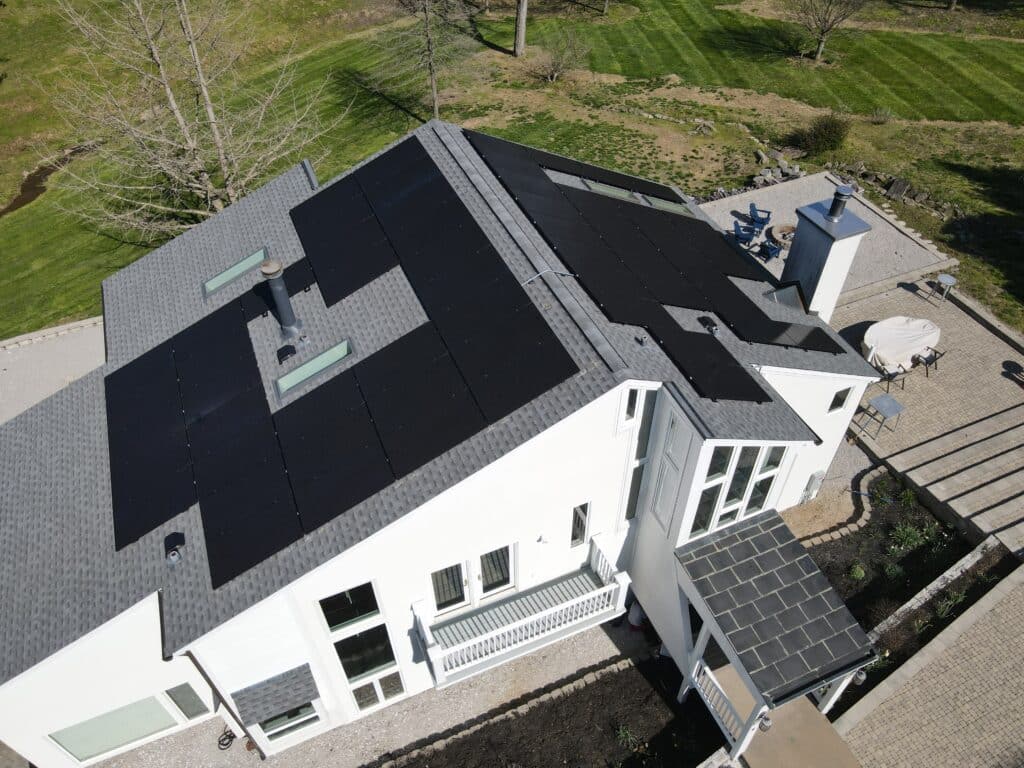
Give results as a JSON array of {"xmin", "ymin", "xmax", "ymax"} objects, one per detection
[{"xmin": 732, "ymin": 204, "xmax": 791, "ymax": 262}]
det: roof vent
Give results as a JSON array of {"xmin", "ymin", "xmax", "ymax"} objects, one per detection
[
  {"xmin": 826, "ymin": 185, "xmax": 853, "ymax": 223},
  {"xmin": 260, "ymin": 259, "xmax": 303, "ymax": 340},
  {"xmin": 164, "ymin": 532, "xmax": 185, "ymax": 568}
]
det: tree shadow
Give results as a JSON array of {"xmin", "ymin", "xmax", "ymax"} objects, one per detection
[
  {"xmin": 693, "ymin": 20, "xmax": 806, "ymax": 63},
  {"xmin": 333, "ymin": 68, "xmax": 428, "ymax": 127},
  {"xmin": 937, "ymin": 161, "xmax": 1024, "ymax": 307},
  {"xmin": 465, "ymin": 11, "xmax": 513, "ymax": 55}
]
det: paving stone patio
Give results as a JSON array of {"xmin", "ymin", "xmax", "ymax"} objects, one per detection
[{"xmin": 832, "ymin": 283, "xmax": 1024, "ymax": 556}]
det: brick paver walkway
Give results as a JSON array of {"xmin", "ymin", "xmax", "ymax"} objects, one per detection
[
  {"xmin": 843, "ymin": 569, "xmax": 1024, "ymax": 768},
  {"xmin": 832, "ymin": 284, "xmax": 1024, "ymax": 556}
]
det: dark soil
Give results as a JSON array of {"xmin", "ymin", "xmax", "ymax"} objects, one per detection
[
  {"xmin": 807, "ymin": 472, "xmax": 972, "ymax": 629},
  {"xmin": 0, "ymin": 146, "xmax": 89, "ymax": 219},
  {"xmin": 828, "ymin": 543, "xmax": 1017, "ymax": 719},
  {"xmin": 394, "ymin": 658, "xmax": 725, "ymax": 768}
]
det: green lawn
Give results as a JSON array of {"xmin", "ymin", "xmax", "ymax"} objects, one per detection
[{"xmin": 481, "ymin": 0, "xmax": 1024, "ymax": 124}]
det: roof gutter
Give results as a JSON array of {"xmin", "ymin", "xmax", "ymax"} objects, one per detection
[{"xmin": 767, "ymin": 649, "xmax": 878, "ymax": 709}]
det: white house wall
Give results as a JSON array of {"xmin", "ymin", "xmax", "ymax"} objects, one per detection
[
  {"xmin": 757, "ymin": 367, "xmax": 872, "ymax": 510},
  {"xmin": 186, "ymin": 384, "xmax": 649, "ymax": 754},
  {"xmin": 0, "ymin": 594, "xmax": 214, "ymax": 768}
]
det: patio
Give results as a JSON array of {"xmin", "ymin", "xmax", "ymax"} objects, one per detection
[{"xmin": 831, "ymin": 281, "xmax": 1024, "ymax": 556}]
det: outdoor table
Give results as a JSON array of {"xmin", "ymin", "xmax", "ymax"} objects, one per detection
[
  {"xmin": 863, "ymin": 316, "xmax": 941, "ymax": 371},
  {"xmin": 928, "ymin": 273, "xmax": 957, "ymax": 302},
  {"xmin": 865, "ymin": 394, "xmax": 905, "ymax": 438}
]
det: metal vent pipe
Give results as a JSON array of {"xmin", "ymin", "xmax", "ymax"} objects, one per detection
[{"xmin": 260, "ymin": 259, "xmax": 302, "ymax": 340}]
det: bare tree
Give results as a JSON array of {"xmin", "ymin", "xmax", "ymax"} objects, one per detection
[
  {"xmin": 52, "ymin": 0, "xmax": 342, "ymax": 241},
  {"xmin": 514, "ymin": 0, "xmax": 528, "ymax": 57},
  {"xmin": 531, "ymin": 26, "xmax": 590, "ymax": 82},
  {"xmin": 786, "ymin": 0, "xmax": 866, "ymax": 61},
  {"xmin": 947, "ymin": 0, "xmax": 958, "ymax": 9},
  {"xmin": 370, "ymin": 0, "xmax": 475, "ymax": 121}
]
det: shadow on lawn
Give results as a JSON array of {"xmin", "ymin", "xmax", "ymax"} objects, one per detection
[
  {"xmin": 692, "ymin": 16, "xmax": 806, "ymax": 62},
  {"xmin": 938, "ymin": 161, "xmax": 1024, "ymax": 307}
]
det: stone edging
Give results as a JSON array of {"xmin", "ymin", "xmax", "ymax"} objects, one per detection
[
  {"xmin": 0, "ymin": 317, "xmax": 103, "ymax": 351},
  {"xmin": 374, "ymin": 657, "xmax": 638, "ymax": 768},
  {"xmin": 800, "ymin": 465, "xmax": 887, "ymax": 546},
  {"xmin": 868, "ymin": 536, "xmax": 1000, "ymax": 642},
  {"xmin": 947, "ymin": 290, "xmax": 1024, "ymax": 357},
  {"xmin": 834, "ymin": 563, "xmax": 1024, "ymax": 736}
]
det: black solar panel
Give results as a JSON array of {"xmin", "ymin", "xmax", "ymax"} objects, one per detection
[
  {"xmin": 356, "ymin": 324, "xmax": 487, "ymax": 478},
  {"xmin": 290, "ymin": 176, "xmax": 399, "ymax": 307},
  {"xmin": 274, "ymin": 369, "xmax": 394, "ymax": 532},
  {"xmin": 105, "ymin": 340, "xmax": 196, "ymax": 549}
]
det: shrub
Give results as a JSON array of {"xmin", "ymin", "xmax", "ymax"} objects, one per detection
[
  {"xmin": 935, "ymin": 587, "xmax": 967, "ymax": 618},
  {"xmin": 849, "ymin": 562, "xmax": 867, "ymax": 581},
  {"xmin": 889, "ymin": 521, "xmax": 926, "ymax": 553},
  {"xmin": 883, "ymin": 560, "xmax": 905, "ymax": 581},
  {"xmin": 793, "ymin": 113, "xmax": 851, "ymax": 154},
  {"xmin": 899, "ymin": 488, "xmax": 917, "ymax": 510},
  {"xmin": 870, "ymin": 106, "xmax": 896, "ymax": 124},
  {"xmin": 616, "ymin": 725, "xmax": 640, "ymax": 751}
]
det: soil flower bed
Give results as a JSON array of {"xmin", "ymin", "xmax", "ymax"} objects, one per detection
[
  {"xmin": 807, "ymin": 472, "xmax": 971, "ymax": 629},
  {"xmin": 398, "ymin": 657, "xmax": 724, "ymax": 768}
]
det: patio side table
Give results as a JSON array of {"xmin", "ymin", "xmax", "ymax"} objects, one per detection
[
  {"xmin": 864, "ymin": 394, "xmax": 905, "ymax": 439},
  {"xmin": 929, "ymin": 273, "xmax": 957, "ymax": 302}
]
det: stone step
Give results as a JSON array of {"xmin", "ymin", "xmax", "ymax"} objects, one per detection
[
  {"xmin": 907, "ymin": 423, "xmax": 1024, "ymax": 487},
  {"xmin": 924, "ymin": 445, "xmax": 1024, "ymax": 502},
  {"xmin": 948, "ymin": 468, "xmax": 1024, "ymax": 518},
  {"xmin": 888, "ymin": 403, "xmax": 1024, "ymax": 473}
]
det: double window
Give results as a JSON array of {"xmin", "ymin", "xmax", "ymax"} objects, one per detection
[
  {"xmin": 430, "ymin": 545, "xmax": 515, "ymax": 614},
  {"xmin": 259, "ymin": 703, "xmax": 320, "ymax": 742},
  {"xmin": 689, "ymin": 445, "xmax": 786, "ymax": 539},
  {"xmin": 319, "ymin": 582, "xmax": 405, "ymax": 713},
  {"xmin": 623, "ymin": 388, "xmax": 657, "ymax": 521}
]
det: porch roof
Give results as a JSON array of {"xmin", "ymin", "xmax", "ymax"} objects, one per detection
[{"xmin": 676, "ymin": 511, "xmax": 874, "ymax": 706}]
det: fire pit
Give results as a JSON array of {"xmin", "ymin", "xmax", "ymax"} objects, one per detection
[{"xmin": 768, "ymin": 224, "xmax": 796, "ymax": 247}]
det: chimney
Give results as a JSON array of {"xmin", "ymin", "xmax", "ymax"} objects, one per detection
[
  {"xmin": 260, "ymin": 259, "xmax": 303, "ymax": 340},
  {"xmin": 780, "ymin": 185, "xmax": 870, "ymax": 324}
]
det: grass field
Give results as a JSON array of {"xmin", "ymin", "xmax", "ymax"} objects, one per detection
[{"xmin": 0, "ymin": 0, "xmax": 1022, "ymax": 338}]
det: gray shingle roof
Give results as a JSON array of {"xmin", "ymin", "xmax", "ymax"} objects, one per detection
[
  {"xmin": 676, "ymin": 511, "xmax": 875, "ymax": 705},
  {"xmin": 0, "ymin": 121, "xmax": 874, "ymax": 687},
  {"xmin": 231, "ymin": 664, "xmax": 319, "ymax": 726}
]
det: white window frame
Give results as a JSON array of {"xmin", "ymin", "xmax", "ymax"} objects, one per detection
[
  {"xmin": 431, "ymin": 544, "xmax": 518, "ymax": 616},
  {"xmin": 620, "ymin": 387, "xmax": 658, "ymax": 522},
  {"xmin": 829, "ymin": 386, "xmax": 853, "ymax": 413},
  {"xmin": 257, "ymin": 699, "xmax": 325, "ymax": 744},
  {"xmin": 686, "ymin": 444, "xmax": 788, "ymax": 542},
  {"xmin": 570, "ymin": 503, "xmax": 590, "ymax": 547},
  {"xmin": 318, "ymin": 580, "xmax": 408, "ymax": 716}
]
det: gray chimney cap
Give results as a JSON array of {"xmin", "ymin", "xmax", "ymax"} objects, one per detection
[
  {"xmin": 259, "ymin": 259, "xmax": 284, "ymax": 278},
  {"xmin": 827, "ymin": 185, "xmax": 854, "ymax": 223}
]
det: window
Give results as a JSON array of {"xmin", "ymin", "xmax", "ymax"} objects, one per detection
[
  {"xmin": 320, "ymin": 583, "xmax": 379, "ymax": 631},
  {"xmin": 687, "ymin": 444, "xmax": 788, "ymax": 541},
  {"xmin": 624, "ymin": 465, "xmax": 644, "ymax": 520},
  {"xmin": 830, "ymin": 387, "xmax": 853, "ymax": 413},
  {"xmin": 570, "ymin": 503, "xmax": 589, "ymax": 547},
  {"xmin": 202, "ymin": 248, "xmax": 266, "ymax": 296},
  {"xmin": 277, "ymin": 339, "xmax": 351, "ymax": 396},
  {"xmin": 480, "ymin": 546, "xmax": 512, "ymax": 594},
  {"xmin": 625, "ymin": 388, "xmax": 639, "ymax": 420},
  {"xmin": 259, "ymin": 703, "xmax": 319, "ymax": 741},
  {"xmin": 165, "ymin": 684, "xmax": 208, "ymax": 720},
  {"xmin": 334, "ymin": 624, "xmax": 397, "ymax": 681},
  {"xmin": 351, "ymin": 671, "xmax": 405, "ymax": 711},
  {"xmin": 431, "ymin": 564, "xmax": 466, "ymax": 611},
  {"xmin": 50, "ymin": 697, "xmax": 176, "ymax": 762}
]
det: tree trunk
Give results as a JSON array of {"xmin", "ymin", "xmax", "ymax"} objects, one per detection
[
  {"xmin": 814, "ymin": 36, "xmax": 826, "ymax": 61},
  {"xmin": 423, "ymin": 0, "xmax": 440, "ymax": 120},
  {"xmin": 603, "ymin": 0, "xmax": 610, "ymax": 15},
  {"xmin": 514, "ymin": 0, "xmax": 528, "ymax": 57},
  {"xmin": 947, "ymin": 0, "xmax": 957, "ymax": 9},
  {"xmin": 176, "ymin": 0, "xmax": 236, "ymax": 203}
]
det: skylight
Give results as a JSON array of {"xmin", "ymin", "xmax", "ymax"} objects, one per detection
[
  {"xmin": 543, "ymin": 168, "xmax": 695, "ymax": 218},
  {"xmin": 203, "ymin": 248, "xmax": 266, "ymax": 296},
  {"xmin": 276, "ymin": 339, "xmax": 352, "ymax": 397}
]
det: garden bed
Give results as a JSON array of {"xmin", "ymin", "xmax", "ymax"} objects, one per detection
[
  {"xmin": 828, "ymin": 542, "xmax": 1017, "ymax": 719},
  {"xmin": 399, "ymin": 658, "xmax": 724, "ymax": 768},
  {"xmin": 807, "ymin": 472, "xmax": 972, "ymax": 629}
]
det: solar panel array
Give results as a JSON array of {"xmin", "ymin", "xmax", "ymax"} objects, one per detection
[
  {"xmin": 105, "ymin": 136, "xmax": 577, "ymax": 588},
  {"xmin": 465, "ymin": 130, "xmax": 843, "ymax": 403}
]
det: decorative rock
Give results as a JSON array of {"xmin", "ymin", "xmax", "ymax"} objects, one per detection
[
  {"xmin": 886, "ymin": 178, "xmax": 912, "ymax": 199},
  {"xmin": 755, "ymin": 149, "xmax": 769, "ymax": 164},
  {"xmin": 768, "ymin": 148, "xmax": 784, "ymax": 161}
]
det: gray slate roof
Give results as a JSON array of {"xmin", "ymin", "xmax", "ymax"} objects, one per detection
[
  {"xmin": 676, "ymin": 510, "xmax": 875, "ymax": 705},
  {"xmin": 0, "ymin": 121, "xmax": 874, "ymax": 687},
  {"xmin": 231, "ymin": 664, "xmax": 319, "ymax": 726}
]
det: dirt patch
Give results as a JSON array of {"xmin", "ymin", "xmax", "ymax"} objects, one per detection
[
  {"xmin": 0, "ymin": 146, "xmax": 90, "ymax": 219},
  {"xmin": 828, "ymin": 543, "xmax": 1018, "ymax": 719},
  {"xmin": 392, "ymin": 658, "xmax": 724, "ymax": 768},
  {"xmin": 807, "ymin": 472, "xmax": 972, "ymax": 629}
]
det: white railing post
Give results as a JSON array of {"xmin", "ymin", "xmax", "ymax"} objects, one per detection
[
  {"xmin": 730, "ymin": 703, "xmax": 768, "ymax": 761},
  {"xmin": 813, "ymin": 672, "xmax": 855, "ymax": 715},
  {"xmin": 612, "ymin": 572, "xmax": 630, "ymax": 614},
  {"xmin": 588, "ymin": 535, "xmax": 616, "ymax": 585},
  {"xmin": 412, "ymin": 600, "xmax": 447, "ymax": 686}
]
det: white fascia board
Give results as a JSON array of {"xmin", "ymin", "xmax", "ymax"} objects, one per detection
[{"xmin": 755, "ymin": 364, "xmax": 879, "ymax": 384}]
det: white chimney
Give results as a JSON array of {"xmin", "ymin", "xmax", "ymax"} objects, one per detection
[{"xmin": 780, "ymin": 185, "xmax": 870, "ymax": 323}]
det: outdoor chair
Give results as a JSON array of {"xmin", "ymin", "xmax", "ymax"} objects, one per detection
[
  {"xmin": 874, "ymin": 362, "xmax": 911, "ymax": 393},
  {"xmin": 734, "ymin": 220, "xmax": 757, "ymax": 247},
  {"xmin": 914, "ymin": 346, "xmax": 946, "ymax": 377},
  {"xmin": 749, "ymin": 203, "xmax": 771, "ymax": 231},
  {"xmin": 758, "ymin": 240, "xmax": 783, "ymax": 262}
]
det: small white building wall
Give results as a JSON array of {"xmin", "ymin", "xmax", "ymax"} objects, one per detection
[
  {"xmin": 187, "ymin": 384, "xmax": 650, "ymax": 754},
  {"xmin": 783, "ymin": 221, "xmax": 865, "ymax": 324},
  {"xmin": 757, "ymin": 366, "xmax": 873, "ymax": 511},
  {"xmin": 0, "ymin": 594, "xmax": 214, "ymax": 768}
]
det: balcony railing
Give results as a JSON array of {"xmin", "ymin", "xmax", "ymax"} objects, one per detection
[
  {"xmin": 414, "ymin": 536, "xmax": 629, "ymax": 686},
  {"xmin": 693, "ymin": 661, "xmax": 743, "ymax": 743}
]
